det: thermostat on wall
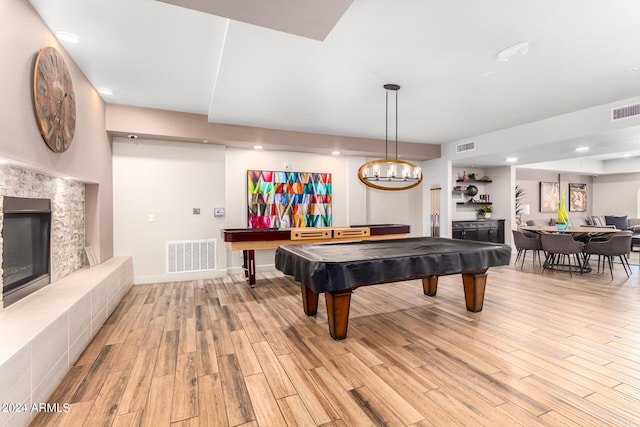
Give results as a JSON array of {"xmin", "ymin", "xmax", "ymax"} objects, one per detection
[{"xmin": 214, "ymin": 208, "xmax": 225, "ymax": 217}]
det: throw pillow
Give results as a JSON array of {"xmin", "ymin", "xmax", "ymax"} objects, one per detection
[
  {"xmin": 587, "ymin": 215, "xmax": 606, "ymax": 226},
  {"xmin": 605, "ymin": 215, "xmax": 629, "ymax": 230}
]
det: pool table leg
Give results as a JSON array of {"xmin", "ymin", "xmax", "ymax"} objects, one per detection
[
  {"xmin": 461, "ymin": 269, "xmax": 487, "ymax": 312},
  {"xmin": 422, "ymin": 276, "xmax": 438, "ymax": 296},
  {"xmin": 325, "ymin": 290, "xmax": 353, "ymax": 340},
  {"xmin": 301, "ymin": 285, "xmax": 319, "ymax": 315}
]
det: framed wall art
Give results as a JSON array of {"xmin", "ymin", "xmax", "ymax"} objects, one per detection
[
  {"xmin": 247, "ymin": 170, "xmax": 332, "ymax": 228},
  {"xmin": 569, "ymin": 183, "xmax": 587, "ymax": 212},
  {"xmin": 539, "ymin": 181, "xmax": 559, "ymax": 213}
]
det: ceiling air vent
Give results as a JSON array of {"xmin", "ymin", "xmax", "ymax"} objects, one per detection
[
  {"xmin": 612, "ymin": 104, "xmax": 640, "ymax": 121},
  {"xmin": 456, "ymin": 141, "xmax": 476, "ymax": 153}
]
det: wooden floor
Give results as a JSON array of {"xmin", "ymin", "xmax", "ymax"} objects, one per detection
[{"xmin": 31, "ymin": 258, "xmax": 640, "ymax": 426}]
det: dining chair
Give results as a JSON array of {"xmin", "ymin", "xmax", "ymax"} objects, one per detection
[
  {"xmin": 583, "ymin": 231, "xmax": 633, "ymax": 279},
  {"xmin": 512, "ymin": 229, "xmax": 543, "ymax": 269},
  {"xmin": 540, "ymin": 233, "xmax": 585, "ymax": 276}
]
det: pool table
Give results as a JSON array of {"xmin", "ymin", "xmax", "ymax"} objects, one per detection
[
  {"xmin": 221, "ymin": 224, "xmax": 410, "ymax": 286},
  {"xmin": 275, "ymin": 237, "xmax": 511, "ymax": 339}
]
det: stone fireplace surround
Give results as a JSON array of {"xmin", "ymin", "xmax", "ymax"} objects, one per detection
[
  {"xmin": 0, "ymin": 164, "xmax": 133, "ymax": 427},
  {"xmin": 0, "ymin": 164, "xmax": 86, "ymax": 308}
]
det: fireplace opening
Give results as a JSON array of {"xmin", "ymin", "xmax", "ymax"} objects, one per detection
[{"xmin": 2, "ymin": 196, "xmax": 51, "ymax": 307}]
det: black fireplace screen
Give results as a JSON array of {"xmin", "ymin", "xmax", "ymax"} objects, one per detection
[
  {"xmin": 2, "ymin": 197, "xmax": 51, "ymax": 303},
  {"xmin": 2, "ymin": 213, "xmax": 51, "ymax": 293}
]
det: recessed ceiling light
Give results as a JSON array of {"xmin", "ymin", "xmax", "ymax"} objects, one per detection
[
  {"xmin": 55, "ymin": 31, "xmax": 79, "ymax": 44},
  {"xmin": 254, "ymin": 145, "xmax": 263, "ymax": 150},
  {"xmin": 575, "ymin": 146, "xmax": 589, "ymax": 152},
  {"xmin": 97, "ymin": 87, "xmax": 114, "ymax": 96},
  {"xmin": 331, "ymin": 151, "xmax": 340, "ymax": 155},
  {"xmin": 506, "ymin": 157, "xmax": 518, "ymax": 162},
  {"xmin": 127, "ymin": 134, "xmax": 138, "ymax": 139}
]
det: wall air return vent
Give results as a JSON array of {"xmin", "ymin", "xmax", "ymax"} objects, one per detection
[
  {"xmin": 456, "ymin": 141, "xmax": 476, "ymax": 153},
  {"xmin": 167, "ymin": 239, "xmax": 216, "ymax": 274},
  {"xmin": 612, "ymin": 104, "xmax": 640, "ymax": 121}
]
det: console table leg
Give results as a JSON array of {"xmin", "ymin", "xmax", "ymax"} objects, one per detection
[
  {"xmin": 301, "ymin": 285, "xmax": 319, "ymax": 316},
  {"xmin": 461, "ymin": 270, "xmax": 487, "ymax": 312},
  {"xmin": 422, "ymin": 276, "xmax": 438, "ymax": 296},
  {"xmin": 325, "ymin": 290, "xmax": 353, "ymax": 340}
]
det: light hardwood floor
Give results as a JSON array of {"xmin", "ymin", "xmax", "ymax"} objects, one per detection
[{"xmin": 31, "ymin": 258, "xmax": 640, "ymax": 426}]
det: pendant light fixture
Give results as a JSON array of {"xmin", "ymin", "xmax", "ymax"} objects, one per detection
[{"xmin": 357, "ymin": 84, "xmax": 423, "ymax": 191}]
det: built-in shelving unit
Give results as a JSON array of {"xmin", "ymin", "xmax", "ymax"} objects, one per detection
[
  {"xmin": 455, "ymin": 179, "xmax": 493, "ymax": 183},
  {"xmin": 452, "ymin": 178, "xmax": 492, "ymax": 206}
]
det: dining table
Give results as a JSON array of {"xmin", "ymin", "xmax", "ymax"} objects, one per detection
[
  {"xmin": 519, "ymin": 225, "xmax": 622, "ymax": 273},
  {"xmin": 519, "ymin": 225, "xmax": 618, "ymax": 235}
]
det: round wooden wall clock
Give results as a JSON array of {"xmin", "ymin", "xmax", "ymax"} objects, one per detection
[{"xmin": 33, "ymin": 46, "xmax": 76, "ymax": 152}]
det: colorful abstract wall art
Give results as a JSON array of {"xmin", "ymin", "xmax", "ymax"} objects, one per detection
[{"xmin": 247, "ymin": 170, "xmax": 332, "ymax": 228}]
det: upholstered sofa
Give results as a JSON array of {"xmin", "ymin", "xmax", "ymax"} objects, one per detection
[
  {"xmin": 526, "ymin": 217, "xmax": 590, "ymax": 227},
  {"xmin": 587, "ymin": 215, "xmax": 640, "ymax": 252},
  {"xmin": 586, "ymin": 215, "xmax": 640, "ymax": 232},
  {"xmin": 526, "ymin": 215, "xmax": 640, "ymax": 231}
]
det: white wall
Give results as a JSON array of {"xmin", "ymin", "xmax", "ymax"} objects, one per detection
[
  {"xmin": 362, "ymin": 156, "xmax": 423, "ymax": 230},
  {"xmin": 423, "ymin": 158, "xmax": 451, "ymax": 237},
  {"xmin": 603, "ymin": 157, "xmax": 640, "ymax": 174},
  {"xmin": 114, "ymin": 143, "xmax": 428, "ymax": 281},
  {"xmin": 592, "ymin": 172, "xmax": 640, "ymax": 217},
  {"xmin": 223, "ymin": 148, "xmax": 430, "ymax": 273},
  {"xmin": 366, "ymin": 186, "xmax": 422, "ymax": 226},
  {"xmin": 442, "ymin": 95, "xmax": 640, "ymax": 174},
  {"xmin": 223, "ymin": 148, "xmax": 424, "ymax": 273},
  {"xmin": 347, "ymin": 156, "xmax": 368, "ymax": 225},
  {"xmin": 224, "ymin": 148, "xmax": 351, "ymax": 272},
  {"xmin": 2, "ymin": 0, "xmax": 114, "ymax": 263},
  {"xmin": 516, "ymin": 169, "xmax": 595, "ymax": 224},
  {"xmin": 486, "ymin": 166, "xmax": 513, "ymax": 244},
  {"xmin": 451, "ymin": 167, "xmax": 493, "ymax": 221},
  {"xmin": 113, "ymin": 138, "xmax": 226, "ymax": 283}
]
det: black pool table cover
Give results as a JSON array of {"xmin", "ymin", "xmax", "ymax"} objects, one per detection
[{"xmin": 275, "ymin": 236, "xmax": 512, "ymax": 293}]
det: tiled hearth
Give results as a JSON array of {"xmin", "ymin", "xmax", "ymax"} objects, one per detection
[{"xmin": 0, "ymin": 164, "xmax": 85, "ymax": 309}]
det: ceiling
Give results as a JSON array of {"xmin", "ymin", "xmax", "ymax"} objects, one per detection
[{"xmin": 29, "ymin": 0, "xmax": 640, "ymax": 166}]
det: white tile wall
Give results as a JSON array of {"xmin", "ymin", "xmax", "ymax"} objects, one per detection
[
  {"xmin": 0, "ymin": 256, "xmax": 133, "ymax": 427},
  {"xmin": 31, "ymin": 350, "xmax": 68, "ymax": 410},
  {"xmin": 31, "ymin": 315, "xmax": 69, "ymax": 391},
  {"xmin": 68, "ymin": 294, "xmax": 92, "ymax": 347},
  {"xmin": 0, "ymin": 345, "xmax": 30, "ymax": 427}
]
